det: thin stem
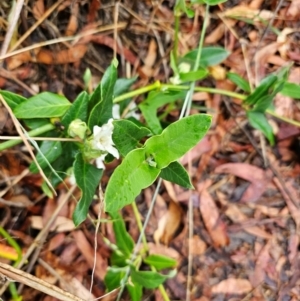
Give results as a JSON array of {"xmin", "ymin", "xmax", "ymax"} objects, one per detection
[
  {"xmin": 131, "ymin": 202, "xmax": 148, "ymax": 250},
  {"xmin": 113, "ymin": 81, "xmax": 161, "ymax": 103},
  {"xmin": 0, "ymin": 123, "xmax": 55, "ymax": 151},
  {"xmin": 266, "ymin": 109, "xmax": 300, "ymax": 127},
  {"xmin": 173, "ymin": 13, "xmax": 180, "ymax": 64}
]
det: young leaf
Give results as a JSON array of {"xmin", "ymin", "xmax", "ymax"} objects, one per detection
[
  {"xmin": 104, "ymin": 267, "xmax": 127, "ymax": 291},
  {"xmin": 179, "ymin": 68, "xmax": 208, "ymax": 82},
  {"xmin": 104, "ymin": 148, "xmax": 161, "ymax": 212},
  {"xmin": 227, "ymin": 72, "xmax": 251, "ymax": 93},
  {"xmin": 112, "ymin": 120, "xmax": 151, "ymax": 157},
  {"xmin": 144, "ymin": 114, "xmax": 211, "ymax": 169},
  {"xmin": 252, "ymin": 95, "xmax": 273, "ymax": 113},
  {"xmin": 182, "ymin": 47, "xmax": 230, "ymax": 68},
  {"xmin": 160, "ymin": 161, "xmax": 193, "ymax": 189},
  {"xmin": 29, "ymin": 141, "xmax": 62, "ymax": 173},
  {"xmin": 126, "ymin": 282, "xmax": 143, "ymax": 301},
  {"xmin": 14, "ymin": 92, "xmax": 71, "ymax": 118},
  {"xmin": 0, "ymin": 90, "xmax": 26, "ymax": 110},
  {"xmin": 72, "ymin": 153, "xmax": 103, "ymax": 226},
  {"xmin": 130, "ymin": 269, "xmax": 177, "ymax": 289},
  {"xmin": 281, "ymin": 82, "xmax": 300, "ymax": 99},
  {"xmin": 143, "ymin": 254, "xmax": 177, "ymax": 270},
  {"xmin": 247, "ymin": 111, "xmax": 274, "ymax": 145},
  {"xmin": 24, "ymin": 119, "xmax": 50, "ymax": 130},
  {"xmin": 88, "ymin": 59, "xmax": 118, "ymax": 128},
  {"xmin": 114, "ymin": 77, "xmax": 137, "ymax": 97},
  {"xmin": 139, "ymin": 90, "xmax": 186, "ymax": 134},
  {"xmin": 61, "ymin": 91, "xmax": 89, "ymax": 129},
  {"xmin": 244, "ymin": 74, "xmax": 277, "ymax": 105},
  {"xmin": 109, "ymin": 211, "xmax": 134, "ymax": 266}
]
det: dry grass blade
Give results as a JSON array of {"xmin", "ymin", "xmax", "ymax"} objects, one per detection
[{"xmin": 0, "ymin": 262, "xmax": 84, "ymax": 301}]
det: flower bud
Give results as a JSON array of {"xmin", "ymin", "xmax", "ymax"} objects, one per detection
[{"xmin": 68, "ymin": 119, "xmax": 88, "ymax": 140}]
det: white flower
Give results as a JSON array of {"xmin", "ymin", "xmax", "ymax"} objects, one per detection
[
  {"xmin": 112, "ymin": 104, "xmax": 121, "ymax": 119},
  {"xmin": 92, "ymin": 119, "xmax": 119, "ymax": 159},
  {"xmin": 95, "ymin": 154, "xmax": 107, "ymax": 169},
  {"xmin": 112, "ymin": 102, "xmax": 140, "ymax": 120}
]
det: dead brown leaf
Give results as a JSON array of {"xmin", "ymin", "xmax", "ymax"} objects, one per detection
[
  {"xmin": 215, "ymin": 163, "xmax": 272, "ymax": 203},
  {"xmin": 65, "ymin": 3, "xmax": 79, "ymax": 36},
  {"xmin": 198, "ymin": 184, "xmax": 229, "ymax": 247},
  {"xmin": 72, "ymin": 230, "xmax": 107, "ymax": 280},
  {"xmin": 32, "ymin": 0, "xmax": 45, "ymax": 19},
  {"xmin": 153, "ymin": 199, "xmax": 183, "ymax": 245},
  {"xmin": 211, "ymin": 278, "xmax": 252, "ymax": 294}
]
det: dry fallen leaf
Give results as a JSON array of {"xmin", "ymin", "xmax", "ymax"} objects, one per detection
[
  {"xmin": 154, "ymin": 199, "xmax": 183, "ymax": 245},
  {"xmin": 198, "ymin": 185, "xmax": 229, "ymax": 247},
  {"xmin": 211, "ymin": 278, "xmax": 252, "ymax": 294},
  {"xmin": 215, "ymin": 163, "xmax": 272, "ymax": 203}
]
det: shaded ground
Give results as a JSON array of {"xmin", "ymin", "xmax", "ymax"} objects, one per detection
[{"xmin": 1, "ymin": 0, "xmax": 300, "ymax": 300}]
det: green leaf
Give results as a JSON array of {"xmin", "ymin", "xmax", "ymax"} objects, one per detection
[
  {"xmin": 144, "ymin": 254, "xmax": 177, "ymax": 270},
  {"xmin": 14, "ymin": 92, "xmax": 71, "ymax": 119},
  {"xmin": 0, "ymin": 90, "xmax": 26, "ymax": 110},
  {"xmin": 88, "ymin": 59, "xmax": 118, "ymax": 128},
  {"xmin": 112, "ymin": 120, "xmax": 151, "ymax": 157},
  {"xmin": 179, "ymin": 68, "xmax": 208, "ymax": 82},
  {"xmin": 139, "ymin": 90, "xmax": 186, "ymax": 134},
  {"xmin": 175, "ymin": 0, "xmax": 194, "ymax": 17},
  {"xmin": 160, "ymin": 161, "xmax": 193, "ymax": 189},
  {"xmin": 144, "ymin": 114, "xmax": 211, "ymax": 169},
  {"xmin": 130, "ymin": 269, "xmax": 176, "ymax": 289},
  {"xmin": 109, "ymin": 211, "xmax": 134, "ymax": 266},
  {"xmin": 247, "ymin": 111, "xmax": 274, "ymax": 145},
  {"xmin": 24, "ymin": 119, "xmax": 50, "ymax": 130},
  {"xmin": 281, "ymin": 82, "xmax": 300, "ymax": 99},
  {"xmin": 227, "ymin": 72, "xmax": 251, "ymax": 93},
  {"xmin": 61, "ymin": 91, "xmax": 89, "ymax": 129},
  {"xmin": 104, "ymin": 267, "xmax": 127, "ymax": 291},
  {"xmin": 203, "ymin": 0, "xmax": 227, "ymax": 4},
  {"xmin": 29, "ymin": 141, "xmax": 62, "ymax": 173},
  {"xmin": 244, "ymin": 74, "xmax": 277, "ymax": 105},
  {"xmin": 104, "ymin": 148, "xmax": 160, "ymax": 212},
  {"xmin": 72, "ymin": 153, "xmax": 103, "ymax": 226},
  {"xmin": 114, "ymin": 77, "xmax": 137, "ymax": 97},
  {"xmin": 182, "ymin": 47, "xmax": 230, "ymax": 68},
  {"xmin": 252, "ymin": 95, "xmax": 273, "ymax": 112},
  {"xmin": 126, "ymin": 282, "xmax": 143, "ymax": 301}
]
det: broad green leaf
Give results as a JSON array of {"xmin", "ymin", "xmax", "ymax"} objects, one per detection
[
  {"xmin": 139, "ymin": 90, "xmax": 186, "ymax": 134},
  {"xmin": 109, "ymin": 211, "xmax": 134, "ymax": 266},
  {"xmin": 43, "ymin": 142, "xmax": 79, "ymax": 187},
  {"xmin": 130, "ymin": 269, "xmax": 176, "ymax": 289},
  {"xmin": 104, "ymin": 267, "xmax": 127, "ymax": 291},
  {"xmin": 0, "ymin": 90, "xmax": 26, "ymax": 110},
  {"xmin": 144, "ymin": 254, "xmax": 177, "ymax": 270},
  {"xmin": 112, "ymin": 120, "xmax": 151, "ymax": 157},
  {"xmin": 244, "ymin": 74, "xmax": 277, "ymax": 105},
  {"xmin": 29, "ymin": 141, "xmax": 62, "ymax": 173},
  {"xmin": 14, "ymin": 92, "xmax": 71, "ymax": 118},
  {"xmin": 104, "ymin": 148, "xmax": 160, "ymax": 212},
  {"xmin": 182, "ymin": 47, "xmax": 230, "ymax": 68},
  {"xmin": 24, "ymin": 118, "xmax": 50, "ymax": 130},
  {"xmin": 203, "ymin": 0, "xmax": 227, "ymax": 4},
  {"xmin": 126, "ymin": 282, "xmax": 143, "ymax": 301},
  {"xmin": 281, "ymin": 82, "xmax": 300, "ymax": 99},
  {"xmin": 144, "ymin": 114, "xmax": 211, "ymax": 169},
  {"xmin": 61, "ymin": 91, "xmax": 89, "ymax": 129},
  {"xmin": 72, "ymin": 153, "xmax": 103, "ymax": 226},
  {"xmin": 227, "ymin": 72, "xmax": 251, "ymax": 93},
  {"xmin": 252, "ymin": 95, "xmax": 273, "ymax": 113},
  {"xmin": 114, "ymin": 77, "xmax": 137, "ymax": 97},
  {"xmin": 179, "ymin": 68, "xmax": 208, "ymax": 82},
  {"xmin": 160, "ymin": 161, "xmax": 193, "ymax": 189},
  {"xmin": 88, "ymin": 59, "xmax": 118, "ymax": 128},
  {"xmin": 247, "ymin": 111, "xmax": 274, "ymax": 145}
]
